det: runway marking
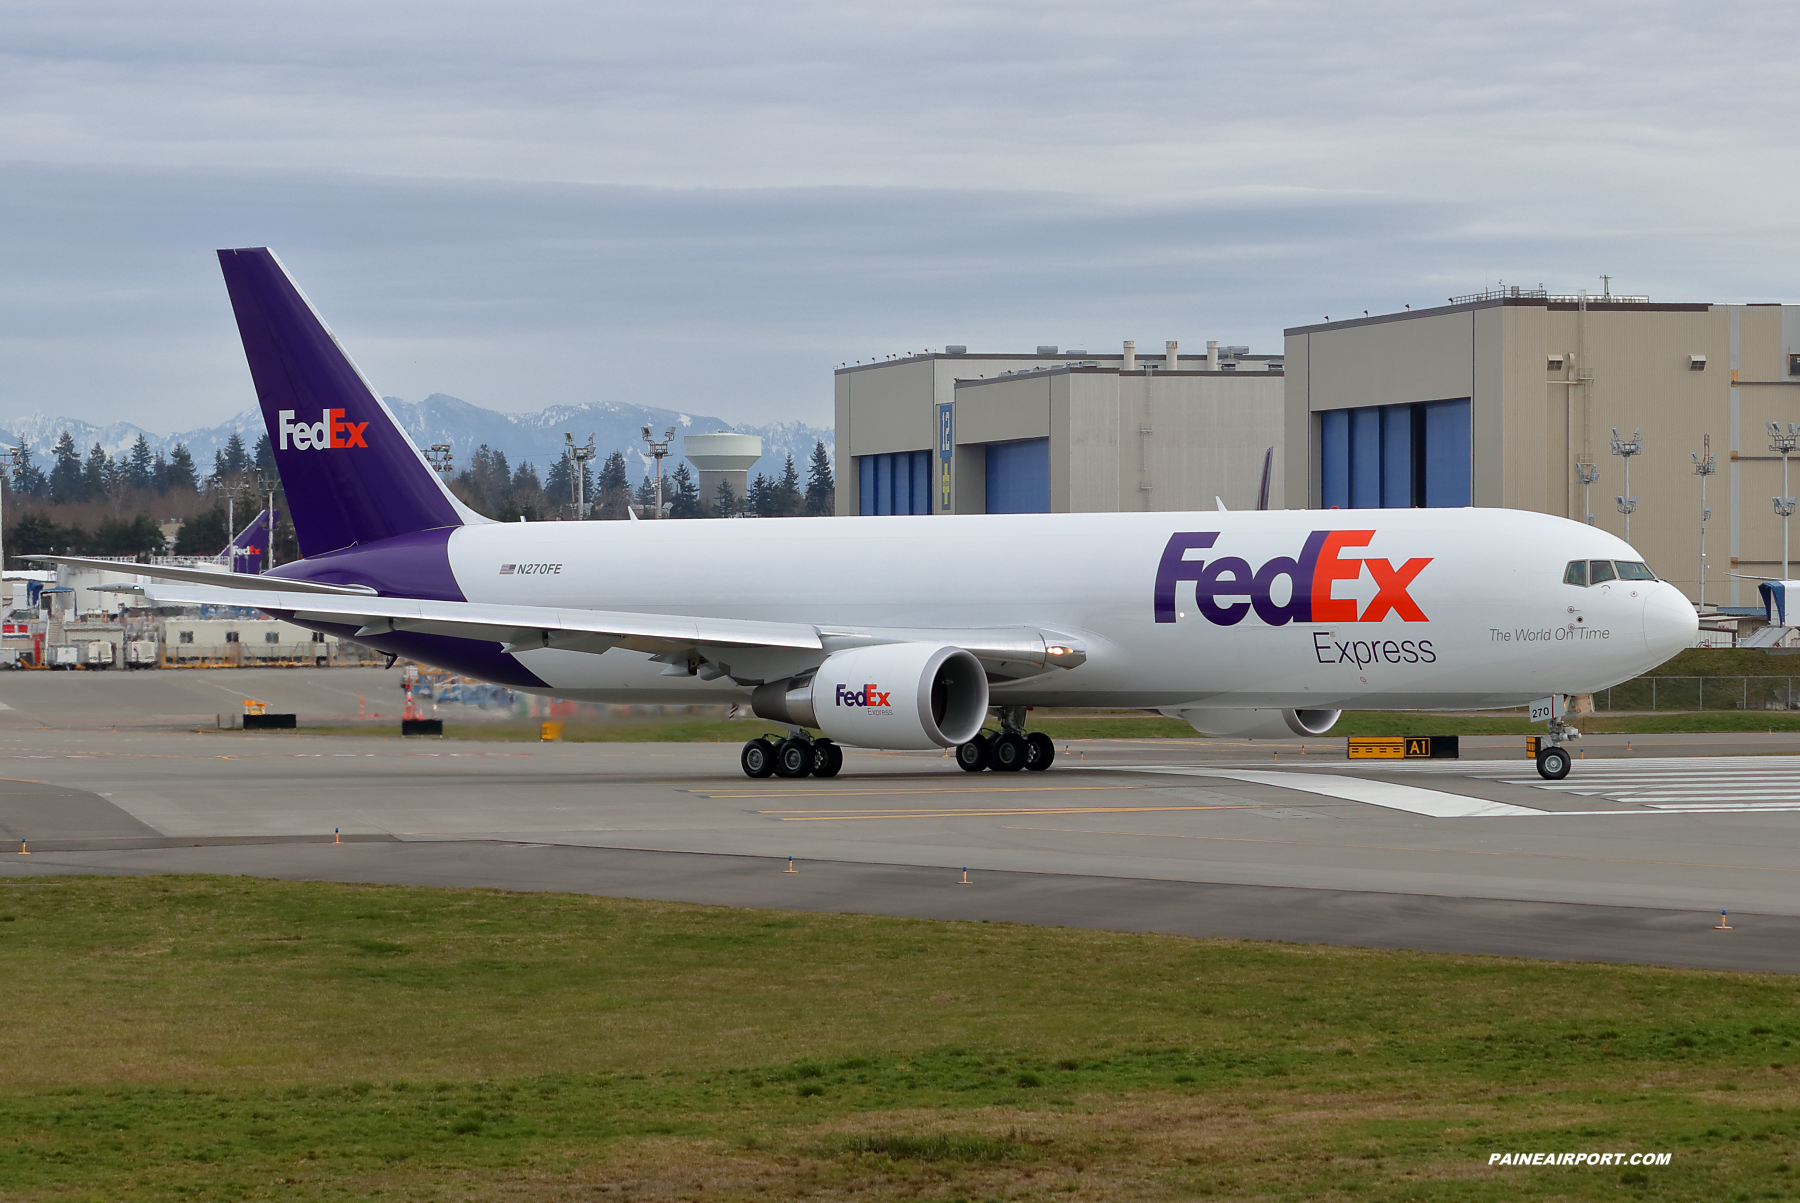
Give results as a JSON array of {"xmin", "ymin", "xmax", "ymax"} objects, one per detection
[
  {"xmin": 1000, "ymin": 825, "xmax": 1800, "ymax": 876},
  {"xmin": 1130, "ymin": 768, "xmax": 1544, "ymax": 818},
  {"xmin": 696, "ymin": 784, "xmax": 1160, "ymax": 800},
  {"xmin": 760, "ymin": 805, "xmax": 1261, "ymax": 822}
]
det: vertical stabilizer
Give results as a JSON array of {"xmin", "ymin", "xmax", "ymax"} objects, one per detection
[
  {"xmin": 216, "ymin": 248, "xmax": 484, "ymax": 556},
  {"xmin": 222, "ymin": 507, "xmax": 274, "ymax": 574}
]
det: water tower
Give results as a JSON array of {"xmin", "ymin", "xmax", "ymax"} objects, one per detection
[{"xmin": 683, "ymin": 431, "xmax": 762, "ymax": 511}]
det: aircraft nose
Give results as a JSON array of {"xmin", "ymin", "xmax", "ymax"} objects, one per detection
[{"xmin": 1642, "ymin": 583, "xmax": 1698, "ymax": 662}]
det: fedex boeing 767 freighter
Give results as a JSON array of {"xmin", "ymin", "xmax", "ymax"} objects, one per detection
[{"xmin": 38, "ymin": 250, "xmax": 1698, "ymax": 780}]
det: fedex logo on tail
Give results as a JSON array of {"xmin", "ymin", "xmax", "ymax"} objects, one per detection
[
  {"xmin": 1154, "ymin": 530, "xmax": 1431, "ymax": 626},
  {"xmin": 836, "ymin": 683, "xmax": 892, "ymax": 709},
  {"xmin": 278, "ymin": 408, "xmax": 369, "ymax": 451}
]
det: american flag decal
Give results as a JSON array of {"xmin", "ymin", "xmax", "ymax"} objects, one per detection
[{"xmin": 499, "ymin": 564, "xmax": 516, "ymax": 575}]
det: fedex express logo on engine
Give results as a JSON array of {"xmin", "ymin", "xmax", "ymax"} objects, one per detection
[
  {"xmin": 836, "ymin": 683, "xmax": 892, "ymax": 710},
  {"xmin": 278, "ymin": 409, "xmax": 369, "ymax": 451},
  {"xmin": 1154, "ymin": 530, "xmax": 1431, "ymax": 626}
]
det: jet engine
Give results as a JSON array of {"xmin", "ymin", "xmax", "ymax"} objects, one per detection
[
  {"xmin": 751, "ymin": 643, "xmax": 989, "ymax": 749},
  {"xmin": 1166, "ymin": 707, "xmax": 1342, "ymax": 739}
]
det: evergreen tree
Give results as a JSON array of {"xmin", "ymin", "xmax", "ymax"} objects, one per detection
[
  {"xmin": 150, "ymin": 451, "xmax": 169, "ymax": 494},
  {"xmin": 747, "ymin": 472, "xmax": 777, "ymax": 517},
  {"xmin": 48, "ymin": 432, "xmax": 83, "ymax": 504},
  {"xmin": 215, "ymin": 432, "xmax": 250, "ymax": 479},
  {"xmin": 10, "ymin": 446, "xmax": 47, "ymax": 497},
  {"xmin": 253, "ymin": 433, "xmax": 277, "ymax": 477},
  {"xmin": 804, "ymin": 439, "xmax": 835, "ymax": 515},
  {"xmin": 668, "ymin": 462, "xmax": 702, "ymax": 518},
  {"xmin": 502, "ymin": 461, "xmax": 543, "ymax": 521},
  {"xmin": 594, "ymin": 450, "xmax": 631, "ymax": 520},
  {"xmin": 7, "ymin": 512, "xmax": 82, "ymax": 564},
  {"xmin": 92, "ymin": 514, "xmax": 165, "ymax": 557},
  {"xmin": 127, "ymin": 434, "xmax": 155, "ymax": 490},
  {"xmin": 82, "ymin": 444, "xmax": 109, "ymax": 499},
  {"xmin": 172, "ymin": 504, "xmax": 230, "ymax": 556},
  {"xmin": 634, "ymin": 474, "xmax": 658, "ymax": 511},
  {"xmin": 775, "ymin": 453, "xmax": 802, "ymax": 516},
  {"xmin": 713, "ymin": 478, "xmax": 739, "ymax": 518},
  {"xmin": 164, "ymin": 444, "xmax": 198, "ymax": 493}
]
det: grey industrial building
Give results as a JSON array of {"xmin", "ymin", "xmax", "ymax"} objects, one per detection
[
  {"xmin": 835, "ymin": 342, "xmax": 1283, "ymax": 516},
  {"xmin": 1284, "ymin": 288, "xmax": 1800, "ymax": 608}
]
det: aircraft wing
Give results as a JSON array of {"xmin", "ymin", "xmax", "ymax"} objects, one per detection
[
  {"xmin": 120, "ymin": 577, "xmax": 1085, "ymax": 681},
  {"xmin": 135, "ymin": 582, "xmax": 825, "ymax": 656}
]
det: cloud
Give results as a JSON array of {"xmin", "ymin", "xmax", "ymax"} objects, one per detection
[{"xmin": 0, "ymin": 1, "xmax": 1796, "ymax": 428}]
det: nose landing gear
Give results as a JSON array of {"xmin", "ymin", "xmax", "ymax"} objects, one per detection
[{"xmin": 1534, "ymin": 704, "xmax": 1579, "ymax": 780}]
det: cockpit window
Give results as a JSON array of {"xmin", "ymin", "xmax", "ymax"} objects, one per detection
[
  {"xmin": 1588, "ymin": 560, "xmax": 1618, "ymax": 585},
  {"xmin": 1615, "ymin": 561, "xmax": 1657, "ymax": 581},
  {"xmin": 1564, "ymin": 560, "xmax": 1587, "ymax": 586}
]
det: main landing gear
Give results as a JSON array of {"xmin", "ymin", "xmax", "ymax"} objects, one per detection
[
  {"xmin": 956, "ymin": 706, "xmax": 1055, "ymax": 774},
  {"xmin": 740, "ymin": 734, "xmax": 842, "ymax": 780}
]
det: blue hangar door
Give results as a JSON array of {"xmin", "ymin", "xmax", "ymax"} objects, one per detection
[{"xmin": 985, "ymin": 439, "xmax": 1050, "ymax": 513}]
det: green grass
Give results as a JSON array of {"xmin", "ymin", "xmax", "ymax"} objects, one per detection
[{"xmin": 1, "ymin": 876, "xmax": 1798, "ymax": 1199}]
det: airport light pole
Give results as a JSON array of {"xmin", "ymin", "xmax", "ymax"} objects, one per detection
[
  {"xmin": 1575, "ymin": 459, "xmax": 1600, "ymax": 526},
  {"xmin": 1693, "ymin": 435, "xmax": 1715, "ymax": 610},
  {"xmin": 0, "ymin": 442, "xmax": 23, "ymax": 581},
  {"xmin": 1610, "ymin": 428, "xmax": 1641, "ymax": 544},
  {"xmin": 1772, "ymin": 423, "xmax": 1799, "ymax": 579},
  {"xmin": 564, "ymin": 433, "xmax": 596, "ymax": 519},
  {"xmin": 424, "ymin": 444, "xmax": 454, "ymax": 475},
  {"xmin": 641, "ymin": 425, "xmax": 675, "ymax": 517}
]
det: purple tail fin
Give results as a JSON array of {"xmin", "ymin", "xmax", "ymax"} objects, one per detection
[
  {"xmin": 216, "ymin": 248, "xmax": 480, "ymax": 557},
  {"xmin": 222, "ymin": 506, "xmax": 274, "ymax": 573}
]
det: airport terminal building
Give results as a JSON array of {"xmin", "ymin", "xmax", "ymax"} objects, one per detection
[
  {"xmin": 1285, "ymin": 290, "xmax": 1800, "ymax": 607},
  {"xmin": 835, "ymin": 342, "xmax": 1283, "ymax": 516}
]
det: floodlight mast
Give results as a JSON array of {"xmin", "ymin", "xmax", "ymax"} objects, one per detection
[
  {"xmin": 1771, "ymin": 423, "xmax": 1799, "ymax": 579},
  {"xmin": 1692, "ymin": 435, "xmax": 1715, "ymax": 610},
  {"xmin": 564, "ymin": 432, "xmax": 597, "ymax": 518},
  {"xmin": 1575, "ymin": 459, "xmax": 1600, "ymax": 526},
  {"xmin": 424, "ymin": 444, "xmax": 454, "ymax": 475},
  {"xmin": 0, "ymin": 442, "xmax": 25, "ymax": 579},
  {"xmin": 1609, "ymin": 427, "xmax": 1642, "ymax": 544},
  {"xmin": 641, "ymin": 425, "xmax": 675, "ymax": 518}
]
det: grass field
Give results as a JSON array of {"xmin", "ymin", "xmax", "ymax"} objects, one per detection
[{"xmin": 1, "ymin": 876, "xmax": 1796, "ymax": 1200}]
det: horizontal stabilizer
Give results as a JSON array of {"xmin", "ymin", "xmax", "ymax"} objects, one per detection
[{"xmin": 26, "ymin": 555, "xmax": 376, "ymax": 596}]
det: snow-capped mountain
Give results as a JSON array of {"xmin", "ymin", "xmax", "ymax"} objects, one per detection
[{"xmin": 0, "ymin": 396, "xmax": 833, "ymax": 484}]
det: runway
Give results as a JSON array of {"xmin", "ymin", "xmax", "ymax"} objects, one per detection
[{"xmin": 3, "ymin": 669, "xmax": 1799, "ymax": 971}]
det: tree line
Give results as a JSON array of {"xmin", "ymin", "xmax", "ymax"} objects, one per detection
[{"xmin": 451, "ymin": 438, "xmax": 835, "ymax": 520}]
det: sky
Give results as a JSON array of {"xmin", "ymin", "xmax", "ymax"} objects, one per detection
[{"xmin": 2, "ymin": 0, "xmax": 1797, "ymax": 430}]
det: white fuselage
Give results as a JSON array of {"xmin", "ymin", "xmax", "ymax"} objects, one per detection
[{"xmin": 437, "ymin": 507, "xmax": 1697, "ymax": 711}]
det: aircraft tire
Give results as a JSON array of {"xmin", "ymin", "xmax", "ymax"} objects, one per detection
[
  {"xmin": 811, "ymin": 740, "xmax": 844, "ymax": 778},
  {"xmin": 1536, "ymin": 744, "xmax": 1571, "ymax": 780},
  {"xmin": 955, "ymin": 736, "xmax": 990, "ymax": 772},
  {"xmin": 773, "ymin": 737, "xmax": 813, "ymax": 778},
  {"xmin": 741, "ymin": 738, "xmax": 776, "ymax": 778},
  {"xmin": 990, "ymin": 732, "xmax": 1029, "ymax": 772},
  {"xmin": 1025, "ymin": 732, "xmax": 1055, "ymax": 771}
]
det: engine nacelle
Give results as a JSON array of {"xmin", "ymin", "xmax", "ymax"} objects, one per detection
[
  {"xmin": 1166, "ymin": 707, "xmax": 1342, "ymax": 739},
  {"xmin": 751, "ymin": 643, "xmax": 989, "ymax": 749}
]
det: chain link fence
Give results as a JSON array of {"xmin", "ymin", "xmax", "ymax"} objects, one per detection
[{"xmin": 1595, "ymin": 677, "xmax": 1800, "ymax": 711}]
